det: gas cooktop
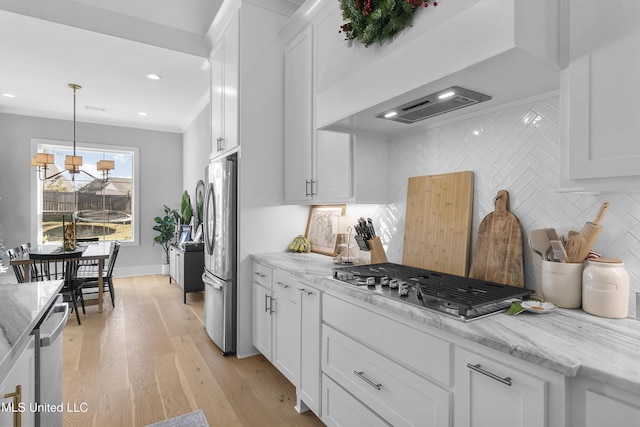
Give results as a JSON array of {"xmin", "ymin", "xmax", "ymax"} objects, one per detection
[{"xmin": 331, "ymin": 263, "xmax": 533, "ymax": 322}]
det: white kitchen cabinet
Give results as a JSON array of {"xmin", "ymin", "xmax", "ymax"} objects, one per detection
[
  {"xmin": 568, "ymin": 374, "xmax": 640, "ymax": 426},
  {"xmin": 322, "ymin": 374, "xmax": 389, "ymax": 427},
  {"xmin": 283, "ymin": 23, "xmax": 388, "ymax": 204},
  {"xmin": 297, "ymin": 283, "xmax": 321, "ymax": 415},
  {"xmin": 322, "ymin": 293, "xmax": 452, "ymax": 426},
  {"xmin": 0, "ymin": 336, "xmax": 35, "ymax": 427},
  {"xmin": 251, "ymin": 264, "xmax": 300, "ymax": 386},
  {"xmin": 560, "ymin": 0, "xmax": 640, "ymax": 192},
  {"xmin": 454, "ymin": 346, "xmax": 547, "ymax": 427},
  {"xmin": 210, "ymin": 11, "xmax": 239, "ymax": 157}
]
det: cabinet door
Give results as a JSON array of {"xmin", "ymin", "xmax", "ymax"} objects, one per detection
[
  {"xmin": 0, "ymin": 337, "xmax": 35, "ymax": 427},
  {"xmin": 585, "ymin": 389, "xmax": 640, "ymax": 427},
  {"xmin": 315, "ymin": 130, "xmax": 353, "ymax": 201},
  {"xmin": 222, "ymin": 12, "xmax": 239, "ymax": 153},
  {"xmin": 284, "ymin": 26, "xmax": 314, "ymax": 203},
  {"xmin": 564, "ymin": 0, "xmax": 640, "ymax": 184},
  {"xmin": 272, "ymin": 294, "xmax": 300, "ymax": 386},
  {"xmin": 455, "ymin": 347, "xmax": 547, "ymax": 427},
  {"xmin": 210, "ymin": 40, "xmax": 224, "ymax": 157},
  {"xmin": 322, "ymin": 374, "xmax": 389, "ymax": 427},
  {"xmin": 169, "ymin": 246, "xmax": 177, "ymax": 282},
  {"xmin": 298, "ymin": 285, "xmax": 321, "ymax": 415},
  {"xmin": 252, "ymin": 283, "xmax": 272, "ymax": 359}
]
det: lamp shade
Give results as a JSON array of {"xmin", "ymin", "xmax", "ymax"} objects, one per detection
[
  {"xmin": 332, "ymin": 216, "xmax": 356, "ymax": 235},
  {"xmin": 97, "ymin": 160, "xmax": 115, "ymax": 171}
]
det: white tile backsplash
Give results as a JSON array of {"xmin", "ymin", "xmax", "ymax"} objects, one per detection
[{"xmin": 350, "ymin": 95, "xmax": 639, "ymax": 317}]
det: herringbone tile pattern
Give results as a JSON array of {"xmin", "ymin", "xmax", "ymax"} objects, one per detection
[{"xmin": 370, "ymin": 95, "xmax": 639, "ymax": 315}]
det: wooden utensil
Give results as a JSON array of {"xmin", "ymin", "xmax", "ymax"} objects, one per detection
[
  {"xmin": 576, "ymin": 202, "xmax": 609, "ymax": 261},
  {"xmin": 469, "ymin": 190, "xmax": 524, "ymax": 287},
  {"xmin": 402, "ymin": 171, "xmax": 474, "ymax": 277},
  {"xmin": 550, "ymin": 240, "xmax": 567, "ymax": 262},
  {"xmin": 565, "ymin": 234, "xmax": 587, "ymax": 263}
]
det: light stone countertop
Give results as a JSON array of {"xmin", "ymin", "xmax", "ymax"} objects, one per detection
[
  {"xmin": 252, "ymin": 252, "xmax": 640, "ymax": 395},
  {"xmin": 0, "ymin": 280, "xmax": 63, "ymax": 381}
]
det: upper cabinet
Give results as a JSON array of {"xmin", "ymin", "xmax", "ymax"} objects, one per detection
[
  {"xmin": 560, "ymin": 0, "xmax": 640, "ymax": 193},
  {"xmin": 210, "ymin": 12, "xmax": 239, "ymax": 158},
  {"xmin": 283, "ymin": 15, "xmax": 389, "ymax": 204}
]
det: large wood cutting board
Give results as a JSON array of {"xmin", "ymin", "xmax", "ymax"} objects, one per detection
[
  {"xmin": 402, "ymin": 171, "xmax": 474, "ymax": 277},
  {"xmin": 469, "ymin": 190, "xmax": 524, "ymax": 287}
]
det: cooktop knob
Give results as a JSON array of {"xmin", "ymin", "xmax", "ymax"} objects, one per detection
[
  {"xmin": 380, "ymin": 276, "xmax": 390, "ymax": 286},
  {"xmin": 365, "ymin": 277, "xmax": 375, "ymax": 286}
]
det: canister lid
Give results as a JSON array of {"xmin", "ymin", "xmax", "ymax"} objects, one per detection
[{"xmin": 589, "ymin": 257, "xmax": 622, "ymax": 264}]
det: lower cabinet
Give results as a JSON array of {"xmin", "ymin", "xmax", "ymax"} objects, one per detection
[
  {"xmin": 169, "ymin": 244, "xmax": 204, "ymax": 303},
  {"xmin": 568, "ymin": 375, "xmax": 640, "ymax": 426},
  {"xmin": 322, "ymin": 374, "xmax": 389, "ymax": 427},
  {"xmin": 0, "ymin": 336, "xmax": 35, "ymax": 427},
  {"xmin": 252, "ymin": 262, "xmax": 322, "ymax": 416},
  {"xmin": 322, "ymin": 293, "xmax": 452, "ymax": 427},
  {"xmin": 454, "ymin": 346, "xmax": 548, "ymax": 427}
]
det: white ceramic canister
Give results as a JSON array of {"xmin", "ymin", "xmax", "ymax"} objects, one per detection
[
  {"xmin": 540, "ymin": 260, "xmax": 583, "ymax": 308},
  {"xmin": 582, "ymin": 258, "xmax": 630, "ymax": 319}
]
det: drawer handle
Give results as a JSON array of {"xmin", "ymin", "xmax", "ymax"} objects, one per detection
[
  {"xmin": 276, "ymin": 281, "xmax": 290, "ymax": 289},
  {"xmin": 254, "ymin": 272, "xmax": 266, "ymax": 278},
  {"xmin": 353, "ymin": 370, "xmax": 382, "ymax": 391},
  {"xmin": 298, "ymin": 288, "xmax": 313, "ymax": 295},
  {"xmin": 466, "ymin": 363, "xmax": 512, "ymax": 386}
]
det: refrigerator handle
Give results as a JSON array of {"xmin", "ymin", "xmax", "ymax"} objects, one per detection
[
  {"xmin": 40, "ymin": 302, "xmax": 70, "ymax": 347},
  {"xmin": 202, "ymin": 272, "xmax": 223, "ymax": 290}
]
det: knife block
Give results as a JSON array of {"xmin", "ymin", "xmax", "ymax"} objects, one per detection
[{"xmin": 367, "ymin": 237, "xmax": 388, "ymax": 264}]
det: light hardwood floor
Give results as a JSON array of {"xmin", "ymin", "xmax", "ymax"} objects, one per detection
[{"xmin": 62, "ymin": 275, "xmax": 324, "ymax": 427}]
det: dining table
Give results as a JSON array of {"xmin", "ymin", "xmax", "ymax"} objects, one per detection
[{"xmin": 9, "ymin": 242, "xmax": 112, "ymax": 313}]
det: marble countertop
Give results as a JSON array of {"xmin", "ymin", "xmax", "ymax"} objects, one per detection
[
  {"xmin": 0, "ymin": 280, "xmax": 63, "ymax": 381},
  {"xmin": 252, "ymin": 252, "xmax": 640, "ymax": 395}
]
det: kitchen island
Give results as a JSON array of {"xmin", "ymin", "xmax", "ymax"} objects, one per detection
[
  {"xmin": 0, "ymin": 279, "xmax": 64, "ymax": 426},
  {"xmin": 252, "ymin": 252, "xmax": 640, "ymax": 426}
]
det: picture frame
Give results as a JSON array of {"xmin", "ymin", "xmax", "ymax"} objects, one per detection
[
  {"xmin": 179, "ymin": 225, "xmax": 191, "ymax": 247},
  {"xmin": 305, "ymin": 204, "xmax": 346, "ymax": 256}
]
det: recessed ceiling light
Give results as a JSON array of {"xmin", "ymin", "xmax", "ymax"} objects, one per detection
[
  {"xmin": 138, "ymin": 112, "xmax": 149, "ymax": 117},
  {"xmin": 147, "ymin": 74, "xmax": 161, "ymax": 80},
  {"xmin": 384, "ymin": 111, "xmax": 398, "ymax": 118},
  {"xmin": 2, "ymin": 93, "xmax": 15, "ymax": 98}
]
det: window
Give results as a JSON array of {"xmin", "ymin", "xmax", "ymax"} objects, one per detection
[{"xmin": 32, "ymin": 139, "xmax": 139, "ymax": 245}]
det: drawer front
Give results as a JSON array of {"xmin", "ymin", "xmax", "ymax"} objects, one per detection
[
  {"xmin": 322, "ymin": 374, "xmax": 390, "ymax": 427},
  {"xmin": 323, "ymin": 293, "xmax": 452, "ymax": 386},
  {"xmin": 323, "ymin": 326, "xmax": 451, "ymax": 427},
  {"xmin": 253, "ymin": 263, "xmax": 272, "ymax": 289},
  {"xmin": 272, "ymin": 269, "xmax": 299, "ymax": 302}
]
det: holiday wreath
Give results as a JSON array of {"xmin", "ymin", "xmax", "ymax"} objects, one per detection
[{"xmin": 339, "ymin": 0, "xmax": 438, "ymax": 47}]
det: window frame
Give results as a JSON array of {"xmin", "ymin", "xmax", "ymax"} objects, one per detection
[{"xmin": 30, "ymin": 138, "xmax": 140, "ymax": 246}]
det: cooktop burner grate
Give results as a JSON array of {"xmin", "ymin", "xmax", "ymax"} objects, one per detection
[{"xmin": 332, "ymin": 263, "xmax": 533, "ymax": 321}]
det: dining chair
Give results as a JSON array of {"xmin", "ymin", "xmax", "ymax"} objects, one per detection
[
  {"xmin": 6, "ymin": 247, "xmax": 25, "ymax": 283},
  {"xmin": 76, "ymin": 241, "xmax": 120, "ymax": 308},
  {"xmin": 29, "ymin": 250, "xmax": 84, "ymax": 325}
]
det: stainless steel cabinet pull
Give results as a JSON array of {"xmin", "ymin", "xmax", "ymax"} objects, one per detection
[
  {"xmin": 254, "ymin": 272, "xmax": 266, "ymax": 278},
  {"xmin": 298, "ymin": 288, "xmax": 313, "ymax": 295},
  {"xmin": 264, "ymin": 294, "xmax": 270, "ymax": 313},
  {"xmin": 4, "ymin": 384, "xmax": 22, "ymax": 427},
  {"xmin": 305, "ymin": 180, "xmax": 311, "ymax": 197},
  {"xmin": 466, "ymin": 363, "xmax": 512, "ymax": 386},
  {"xmin": 310, "ymin": 180, "xmax": 317, "ymax": 196},
  {"xmin": 353, "ymin": 370, "xmax": 382, "ymax": 390},
  {"xmin": 276, "ymin": 281, "xmax": 290, "ymax": 289}
]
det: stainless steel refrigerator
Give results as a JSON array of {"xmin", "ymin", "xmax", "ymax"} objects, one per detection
[{"xmin": 202, "ymin": 153, "xmax": 237, "ymax": 355}]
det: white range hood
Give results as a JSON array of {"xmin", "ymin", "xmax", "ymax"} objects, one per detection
[{"xmin": 314, "ymin": 0, "xmax": 562, "ymax": 136}]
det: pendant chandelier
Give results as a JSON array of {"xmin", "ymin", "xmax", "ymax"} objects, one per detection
[{"xmin": 31, "ymin": 83, "xmax": 115, "ymax": 182}]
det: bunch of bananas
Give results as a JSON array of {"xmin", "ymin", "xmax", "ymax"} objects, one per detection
[{"xmin": 288, "ymin": 235, "xmax": 310, "ymax": 253}]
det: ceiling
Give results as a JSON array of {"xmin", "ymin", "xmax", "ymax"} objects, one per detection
[{"xmin": 0, "ymin": 0, "xmax": 302, "ymax": 133}]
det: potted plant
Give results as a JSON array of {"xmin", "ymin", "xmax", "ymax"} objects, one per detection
[{"xmin": 153, "ymin": 205, "xmax": 179, "ymax": 275}]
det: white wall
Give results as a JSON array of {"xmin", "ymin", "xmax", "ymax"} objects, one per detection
[
  {"xmin": 182, "ymin": 104, "xmax": 211, "ymax": 197},
  {"xmin": 0, "ymin": 112, "xmax": 183, "ymax": 279}
]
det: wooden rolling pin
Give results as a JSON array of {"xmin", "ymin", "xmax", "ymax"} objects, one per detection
[{"xmin": 568, "ymin": 202, "xmax": 609, "ymax": 262}]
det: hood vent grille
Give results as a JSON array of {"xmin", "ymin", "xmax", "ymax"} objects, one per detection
[{"xmin": 377, "ymin": 87, "xmax": 491, "ymax": 124}]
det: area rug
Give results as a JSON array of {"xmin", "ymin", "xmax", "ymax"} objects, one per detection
[{"xmin": 147, "ymin": 409, "xmax": 209, "ymax": 427}]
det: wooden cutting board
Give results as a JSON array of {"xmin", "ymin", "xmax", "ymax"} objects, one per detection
[
  {"xmin": 402, "ymin": 171, "xmax": 474, "ymax": 277},
  {"xmin": 469, "ymin": 190, "xmax": 524, "ymax": 287}
]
